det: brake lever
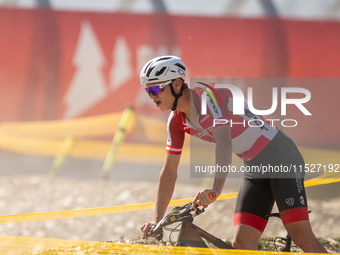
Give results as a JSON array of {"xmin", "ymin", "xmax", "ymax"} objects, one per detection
[
  {"xmin": 147, "ymin": 202, "xmax": 203, "ymax": 237},
  {"xmin": 194, "ymin": 206, "xmax": 205, "ymax": 215},
  {"xmin": 147, "ymin": 221, "xmax": 162, "ymax": 237},
  {"xmin": 155, "ymin": 228, "xmax": 163, "ymax": 241}
]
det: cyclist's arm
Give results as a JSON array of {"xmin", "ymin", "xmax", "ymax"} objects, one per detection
[
  {"xmin": 141, "ymin": 153, "xmax": 180, "ymax": 239},
  {"xmin": 152, "ymin": 153, "xmax": 180, "ymax": 223},
  {"xmin": 192, "ymin": 124, "xmax": 232, "ymax": 209}
]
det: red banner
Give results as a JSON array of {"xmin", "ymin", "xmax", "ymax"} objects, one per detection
[{"xmin": 0, "ymin": 8, "xmax": 339, "ymax": 148}]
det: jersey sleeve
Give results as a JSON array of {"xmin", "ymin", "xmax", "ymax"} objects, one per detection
[{"xmin": 166, "ymin": 111, "xmax": 185, "ymax": 155}]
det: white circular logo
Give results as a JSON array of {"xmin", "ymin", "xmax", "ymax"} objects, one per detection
[{"xmin": 285, "ymin": 198, "xmax": 295, "ymax": 206}]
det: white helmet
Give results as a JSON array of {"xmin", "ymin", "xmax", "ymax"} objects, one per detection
[{"xmin": 140, "ymin": 55, "xmax": 186, "ymax": 84}]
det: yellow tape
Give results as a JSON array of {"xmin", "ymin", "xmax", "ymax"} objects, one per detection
[
  {"xmin": 0, "ymin": 202, "xmax": 155, "ymax": 225},
  {"xmin": 0, "ymin": 235, "xmax": 327, "ymax": 255},
  {"xmin": 0, "ymin": 175, "xmax": 338, "ymax": 226},
  {"xmin": 0, "ymin": 112, "xmax": 123, "ymax": 138},
  {"xmin": 0, "ymin": 112, "xmax": 184, "ymax": 163},
  {"xmin": 0, "ymin": 174, "xmax": 338, "ymax": 254},
  {"xmin": 0, "ymin": 112, "xmax": 337, "ymax": 169},
  {"xmin": 0, "ymin": 131, "xmax": 190, "ymax": 164},
  {"xmin": 0, "ymin": 112, "xmax": 166, "ymax": 141},
  {"xmin": 305, "ymin": 177, "xmax": 340, "ymax": 187}
]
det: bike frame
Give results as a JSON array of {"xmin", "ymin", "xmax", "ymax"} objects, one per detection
[
  {"xmin": 149, "ymin": 201, "xmax": 311, "ymax": 252},
  {"xmin": 176, "ymin": 216, "xmax": 234, "ymax": 249}
]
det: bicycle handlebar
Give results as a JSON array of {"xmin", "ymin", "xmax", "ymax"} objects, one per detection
[
  {"xmin": 147, "ymin": 202, "xmax": 196, "ymax": 237},
  {"xmin": 197, "ymin": 192, "xmax": 216, "ymax": 206},
  {"xmin": 147, "ymin": 192, "xmax": 217, "ymax": 237}
]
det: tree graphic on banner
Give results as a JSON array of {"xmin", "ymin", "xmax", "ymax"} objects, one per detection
[
  {"xmin": 109, "ymin": 36, "xmax": 133, "ymax": 91},
  {"xmin": 63, "ymin": 21, "xmax": 107, "ymax": 119}
]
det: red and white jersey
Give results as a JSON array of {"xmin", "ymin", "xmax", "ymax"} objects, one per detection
[{"xmin": 166, "ymin": 86, "xmax": 279, "ymax": 161}]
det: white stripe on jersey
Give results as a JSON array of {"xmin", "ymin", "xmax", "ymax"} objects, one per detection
[
  {"xmin": 231, "ymin": 126, "xmax": 265, "ymax": 154},
  {"xmin": 231, "ymin": 101, "xmax": 278, "ymax": 154},
  {"xmin": 227, "ymin": 97, "xmax": 233, "ymax": 112},
  {"xmin": 242, "ymin": 101, "xmax": 278, "ymax": 140},
  {"xmin": 166, "ymin": 146, "xmax": 182, "ymax": 152}
]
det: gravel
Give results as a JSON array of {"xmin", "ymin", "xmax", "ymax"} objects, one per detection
[{"xmin": 0, "ymin": 174, "xmax": 338, "ymax": 243}]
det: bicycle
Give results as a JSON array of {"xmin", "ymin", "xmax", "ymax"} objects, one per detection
[{"xmin": 147, "ymin": 192, "xmax": 311, "ymax": 252}]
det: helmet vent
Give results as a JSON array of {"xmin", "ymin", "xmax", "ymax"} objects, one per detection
[
  {"xmin": 143, "ymin": 62, "xmax": 152, "ymax": 74},
  {"xmin": 174, "ymin": 63, "xmax": 186, "ymax": 70},
  {"xmin": 140, "ymin": 56, "xmax": 186, "ymax": 85},
  {"xmin": 155, "ymin": 67, "xmax": 167, "ymax": 76},
  {"xmin": 156, "ymin": 57, "xmax": 172, "ymax": 62},
  {"xmin": 146, "ymin": 66, "xmax": 155, "ymax": 77}
]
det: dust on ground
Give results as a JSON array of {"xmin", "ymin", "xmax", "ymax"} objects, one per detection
[{"xmin": 0, "ymin": 174, "xmax": 338, "ymax": 243}]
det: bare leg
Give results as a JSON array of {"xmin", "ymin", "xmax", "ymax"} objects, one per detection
[
  {"xmin": 233, "ymin": 224, "xmax": 262, "ymax": 250},
  {"xmin": 284, "ymin": 220, "xmax": 328, "ymax": 253}
]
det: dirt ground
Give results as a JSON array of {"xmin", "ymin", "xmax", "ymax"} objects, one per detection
[
  {"xmin": 0, "ymin": 175, "xmax": 339, "ymax": 243},
  {"xmin": 0, "ymin": 152, "xmax": 339, "ymax": 245}
]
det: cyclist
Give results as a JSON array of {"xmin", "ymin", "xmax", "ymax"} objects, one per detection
[{"xmin": 139, "ymin": 56, "xmax": 327, "ymax": 253}]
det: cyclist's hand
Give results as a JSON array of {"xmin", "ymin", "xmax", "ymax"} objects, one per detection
[
  {"xmin": 140, "ymin": 222, "xmax": 157, "ymax": 240},
  {"xmin": 192, "ymin": 189, "xmax": 218, "ymax": 211}
]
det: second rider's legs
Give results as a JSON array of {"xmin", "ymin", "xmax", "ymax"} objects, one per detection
[
  {"xmin": 232, "ymin": 224, "xmax": 262, "ymax": 250},
  {"xmin": 233, "ymin": 178, "xmax": 274, "ymax": 250},
  {"xmin": 284, "ymin": 220, "xmax": 327, "ymax": 253}
]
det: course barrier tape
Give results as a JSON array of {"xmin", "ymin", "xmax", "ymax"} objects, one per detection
[
  {"xmin": 0, "ymin": 127, "xmax": 338, "ymax": 168},
  {"xmin": 0, "ymin": 176, "xmax": 337, "ymax": 255},
  {"xmin": 0, "ymin": 234, "xmax": 332, "ymax": 255},
  {"xmin": 0, "ymin": 174, "xmax": 338, "ymax": 226},
  {"xmin": 0, "ymin": 113, "xmax": 123, "ymax": 139},
  {"xmin": 0, "ymin": 112, "xmax": 338, "ymax": 169},
  {"xmin": 305, "ymin": 171, "xmax": 340, "ymax": 187},
  {"xmin": 0, "ymin": 112, "xmax": 190, "ymax": 164},
  {"xmin": 0, "ymin": 112, "xmax": 168, "ymax": 143},
  {"xmin": 0, "ymin": 131, "xmax": 191, "ymax": 164}
]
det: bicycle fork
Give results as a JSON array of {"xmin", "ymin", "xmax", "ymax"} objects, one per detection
[{"xmin": 177, "ymin": 221, "xmax": 234, "ymax": 249}]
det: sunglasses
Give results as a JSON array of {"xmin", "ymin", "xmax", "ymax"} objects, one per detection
[{"xmin": 145, "ymin": 80, "xmax": 172, "ymax": 96}]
